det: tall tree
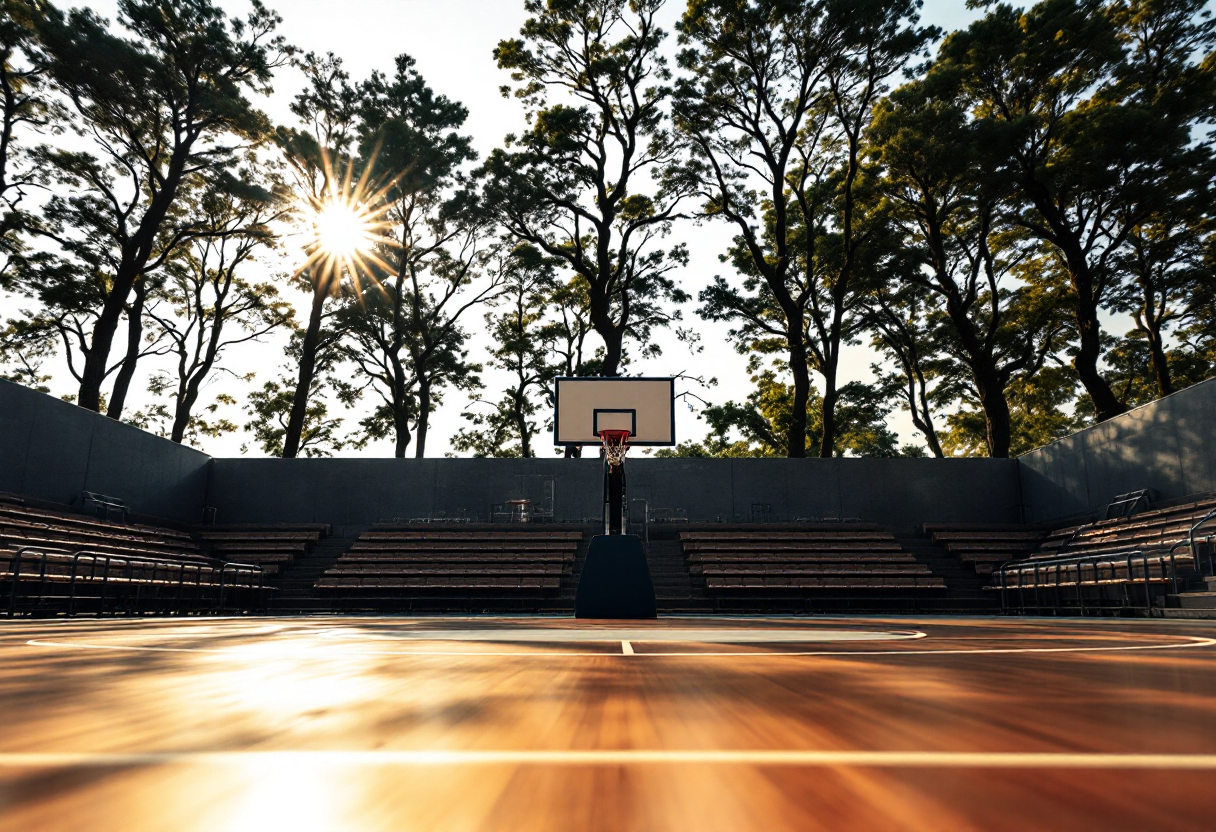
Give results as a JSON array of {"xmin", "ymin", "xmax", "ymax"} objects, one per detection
[
  {"xmin": 342, "ymin": 53, "xmax": 494, "ymax": 458},
  {"xmin": 930, "ymin": 0, "xmax": 1213, "ymax": 421},
  {"xmin": 452, "ymin": 244, "xmax": 561, "ymax": 458},
  {"xmin": 277, "ymin": 52, "xmax": 360, "ymax": 458},
  {"xmin": 862, "ymin": 279, "xmax": 954, "ymax": 457},
  {"xmin": 25, "ymin": 0, "xmax": 287, "ymax": 413},
  {"xmin": 1109, "ymin": 199, "xmax": 1212, "ymax": 397},
  {"xmin": 1106, "ymin": 0, "xmax": 1216, "ymax": 397},
  {"xmin": 481, "ymin": 0, "xmax": 690, "ymax": 378},
  {"xmin": 868, "ymin": 82, "xmax": 1067, "ymax": 457},
  {"xmin": 143, "ymin": 170, "xmax": 292, "ymax": 443},
  {"xmin": 673, "ymin": 0, "xmax": 935, "ymax": 457}
]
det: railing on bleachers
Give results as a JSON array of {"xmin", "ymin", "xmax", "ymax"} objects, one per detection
[
  {"xmin": 992, "ymin": 505, "xmax": 1216, "ymax": 615},
  {"xmin": 4, "ymin": 546, "xmax": 264, "ymax": 617}
]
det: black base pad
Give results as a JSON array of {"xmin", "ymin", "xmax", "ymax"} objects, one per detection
[{"xmin": 574, "ymin": 535, "xmax": 657, "ymax": 619}]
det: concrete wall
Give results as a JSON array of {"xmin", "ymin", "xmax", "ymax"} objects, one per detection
[
  {"xmin": 0, "ymin": 379, "xmax": 211, "ymax": 522},
  {"xmin": 206, "ymin": 456, "xmax": 1022, "ymax": 535},
  {"xmin": 1018, "ymin": 378, "xmax": 1216, "ymax": 523},
  {"xmin": 23, "ymin": 370, "xmax": 1215, "ymax": 534}
]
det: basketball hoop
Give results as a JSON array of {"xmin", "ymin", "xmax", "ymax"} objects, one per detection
[{"xmin": 599, "ymin": 429, "xmax": 631, "ymax": 470}]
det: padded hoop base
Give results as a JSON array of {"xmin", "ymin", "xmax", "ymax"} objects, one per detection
[{"xmin": 574, "ymin": 534, "xmax": 657, "ymax": 619}]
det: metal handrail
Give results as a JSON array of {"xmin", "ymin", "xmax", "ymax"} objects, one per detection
[
  {"xmin": 6, "ymin": 546, "xmax": 71, "ymax": 617},
  {"xmin": 218, "ymin": 562, "xmax": 263, "ymax": 612},
  {"xmin": 5, "ymin": 547, "xmax": 264, "ymax": 617},
  {"xmin": 996, "ymin": 546, "xmax": 1194, "ymax": 615},
  {"xmin": 66, "ymin": 552, "xmax": 216, "ymax": 616},
  {"xmin": 1188, "ymin": 510, "xmax": 1216, "ymax": 577}
]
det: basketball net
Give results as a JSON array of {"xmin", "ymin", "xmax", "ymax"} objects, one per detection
[{"xmin": 599, "ymin": 429, "xmax": 631, "ymax": 470}]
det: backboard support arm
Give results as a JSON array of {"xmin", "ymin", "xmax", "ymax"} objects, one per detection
[{"xmin": 604, "ymin": 459, "xmax": 627, "ymax": 536}]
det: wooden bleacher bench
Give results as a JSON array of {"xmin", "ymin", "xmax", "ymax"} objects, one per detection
[
  {"xmin": 193, "ymin": 524, "xmax": 331, "ymax": 575},
  {"xmin": 317, "ymin": 527, "xmax": 585, "ymax": 595},
  {"xmin": 677, "ymin": 526, "xmax": 946, "ymax": 595}
]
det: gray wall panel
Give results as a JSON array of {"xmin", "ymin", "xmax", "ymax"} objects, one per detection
[
  {"xmin": 0, "ymin": 380, "xmax": 210, "ymax": 521},
  {"xmin": 207, "ymin": 456, "xmax": 1021, "ymax": 534},
  {"xmin": 1019, "ymin": 378, "xmax": 1216, "ymax": 522}
]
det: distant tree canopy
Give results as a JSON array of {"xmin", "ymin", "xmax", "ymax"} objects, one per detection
[{"xmin": 0, "ymin": 0, "xmax": 1211, "ymax": 460}]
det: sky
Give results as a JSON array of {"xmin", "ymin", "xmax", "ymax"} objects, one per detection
[{"xmin": 61, "ymin": 0, "xmax": 987, "ymax": 459}]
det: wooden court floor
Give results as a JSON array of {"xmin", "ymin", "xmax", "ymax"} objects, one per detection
[{"xmin": 2, "ymin": 615, "xmax": 1216, "ymax": 831}]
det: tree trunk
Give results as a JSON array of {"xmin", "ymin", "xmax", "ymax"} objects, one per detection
[
  {"xmin": 817, "ymin": 369, "xmax": 837, "ymax": 459},
  {"xmin": 515, "ymin": 389, "xmax": 532, "ymax": 458},
  {"xmin": 599, "ymin": 327, "xmax": 623, "ymax": 378},
  {"xmin": 393, "ymin": 409, "xmax": 412, "ymax": 458},
  {"xmin": 816, "ymin": 320, "xmax": 838, "ymax": 458},
  {"xmin": 283, "ymin": 278, "xmax": 328, "ymax": 458},
  {"xmin": 1072, "ymin": 286, "xmax": 1128, "ymax": 422},
  {"xmin": 390, "ymin": 352, "xmax": 412, "ymax": 458},
  {"xmin": 78, "ymin": 157, "xmax": 188, "ymax": 412},
  {"xmin": 170, "ymin": 388, "xmax": 195, "ymax": 445},
  {"xmin": 414, "ymin": 376, "xmax": 431, "ymax": 458},
  {"xmin": 941, "ymin": 300, "xmax": 1014, "ymax": 458},
  {"xmin": 105, "ymin": 279, "xmax": 149, "ymax": 420},
  {"xmin": 1146, "ymin": 329, "xmax": 1173, "ymax": 398},
  {"xmin": 974, "ymin": 371, "xmax": 1013, "ymax": 458},
  {"xmin": 788, "ymin": 333, "xmax": 811, "ymax": 459},
  {"xmin": 905, "ymin": 370, "xmax": 944, "ymax": 458},
  {"xmin": 1139, "ymin": 289, "xmax": 1173, "ymax": 398}
]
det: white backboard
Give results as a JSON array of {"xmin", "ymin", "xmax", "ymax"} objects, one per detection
[{"xmin": 553, "ymin": 377, "xmax": 676, "ymax": 446}]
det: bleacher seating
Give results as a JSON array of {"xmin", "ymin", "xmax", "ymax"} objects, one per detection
[
  {"xmin": 923, "ymin": 523, "xmax": 1045, "ymax": 576},
  {"xmin": 1034, "ymin": 495, "xmax": 1216, "ymax": 561},
  {"xmin": 0, "ymin": 498, "xmax": 203, "ymax": 564},
  {"xmin": 989, "ymin": 494, "xmax": 1216, "ymax": 612},
  {"xmin": 679, "ymin": 525, "xmax": 946, "ymax": 592},
  {"xmin": 195, "ymin": 524, "xmax": 328, "ymax": 575},
  {"xmin": 0, "ymin": 496, "xmax": 264, "ymax": 615},
  {"xmin": 317, "ymin": 527, "xmax": 582, "ymax": 593}
]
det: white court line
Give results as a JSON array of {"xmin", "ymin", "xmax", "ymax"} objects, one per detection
[
  {"xmin": 2, "ymin": 750, "xmax": 1216, "ymax": 770},
  {"xmin": 621, "ymin": 640, "xmax": 634, "ymax": 655},
  {"xmin": 23, "ymin": 634, "xmax": 1216, "ymax": 657}
]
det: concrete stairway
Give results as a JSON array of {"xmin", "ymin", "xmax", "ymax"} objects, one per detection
[
  {"xmin": 1163, "ymin": 576, "xmax": 1216, "ymax": 619},
  {"xmin": 896, "ymin": 536, "xmax": 999, "ymax": 613},
  {"xmin": 645, "ymin": 539, "xmax": 714, "ymax": 613},
  {"xmin": 269, "ymin": 535, "xmax": 352, "ymax": 613}
]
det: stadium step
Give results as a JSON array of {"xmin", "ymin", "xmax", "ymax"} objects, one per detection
[
  {"xmin": 1165, "ymin": 590, "xmax": 1216, "ymax": 609},
  {"xmin": 644, "ymin": 539, "xmax": 712, "ymax": 611},
  {"xmin": 270, "ymin": 536, "xmax": 353, "ymax": 610},
  {"xmin": 896, "ymin": 536, "xmax": 998, "ymax": 612}
]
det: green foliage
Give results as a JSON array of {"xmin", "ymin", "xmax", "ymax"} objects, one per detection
[
  {"xmin": 941, "ymin": 365, "xmax": 1085, "ymax": 457},
  {"xmin": 11, "ymin": 0, "xmax": 288, "ymax": 413},
  {"xmin": 928, "ymin": 0, "xmax": 1216, "ymax": 422},
  {"xmin": 660, "ymin": 367, "xmax": 909, "ymax": 458},
  {"xmin": 1, "ymin": 0, "xmax": 1214, "ymax": 464},
  {"xmin": 243, "ymin": 375, "xmax": 346, "ymax": 458},
  {"xmin": 673, "ymin": 0, "xmax": 937, "ymax": 456},
  {"xmin": 480, "ymin": 0, "xmax": 690, "ymax": 377}
]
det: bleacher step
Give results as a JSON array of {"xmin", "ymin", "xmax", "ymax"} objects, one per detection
[
  {"xmin": 1159, "ymin": 608, "xmax": 1216, "ymax": 619},
  {"xmin": 1166, "ymin": 591, "xmax": 1216, "ymax": 609}
]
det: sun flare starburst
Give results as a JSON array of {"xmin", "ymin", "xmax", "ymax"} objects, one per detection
[{"xmin": 296, "ymin": 151, "xmax": 398, "ymax": 296}]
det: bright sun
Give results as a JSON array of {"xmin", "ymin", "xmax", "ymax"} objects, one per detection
[
  {"xmin": 295, "ymin": 153, "xmax": 397, "ymax": 293},
  {"xmin": 313, "ymin": 201, "xmax": 372, "ymax": 258}
]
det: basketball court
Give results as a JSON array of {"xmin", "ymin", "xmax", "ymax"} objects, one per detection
[{"xmin": 3, "ymin": 614, "xmax": 1216, "ymax": 831}]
